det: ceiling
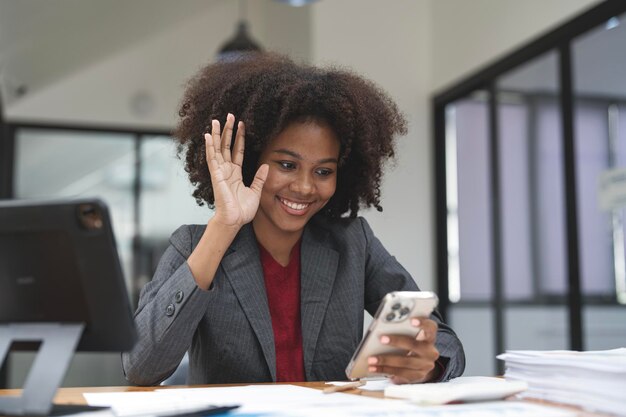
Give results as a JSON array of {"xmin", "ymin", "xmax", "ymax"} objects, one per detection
[{"xmin": 0, "ymin": 0, "xmax": 222, "ymax": 105}]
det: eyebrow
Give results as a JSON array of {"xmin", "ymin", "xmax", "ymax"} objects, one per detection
[{"xmin": 273, "ymin": 149, "xmax": 338, "ymax": 164}]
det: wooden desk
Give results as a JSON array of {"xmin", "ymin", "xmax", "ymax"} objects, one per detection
[{"xmin": 0, "ymin": 382, "xmax": 612, "ymax": 416}]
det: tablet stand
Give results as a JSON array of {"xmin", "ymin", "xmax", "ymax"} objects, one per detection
[{"xmin": 0, "ymin": 323, "xmax": 84, "ymax": 416}]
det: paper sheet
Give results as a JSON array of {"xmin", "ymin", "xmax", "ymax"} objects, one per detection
[{"xmin": 85, "ymin": 384, "xmax": 575, "ymax": 417}]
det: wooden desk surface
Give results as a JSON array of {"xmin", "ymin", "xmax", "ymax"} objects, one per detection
[{"xmin": 0, "ymin": 382, "xmax": 611, "ymax": 416}]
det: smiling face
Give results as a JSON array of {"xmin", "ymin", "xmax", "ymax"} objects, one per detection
[{"xmin": 252, "ymin": 120, "xmax": 340, "ymax": 240}]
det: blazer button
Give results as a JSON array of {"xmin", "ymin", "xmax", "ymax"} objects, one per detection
[
  {"xmin": 175, "ymin": 290, "xmax": 184, "ymax": 303},
  {"xmin": 165, "ymin": 303, "xmax": 175, "ymax": 317}
]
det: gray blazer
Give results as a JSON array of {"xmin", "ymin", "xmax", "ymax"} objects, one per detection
[{"xmin": 122, "ymin": 216, "xmax": 465, "ymax": 385}]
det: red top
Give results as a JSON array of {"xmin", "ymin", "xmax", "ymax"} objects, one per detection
[{"xmin": 258, "ymin": 240, "xmax": 305, "ymax": 382}]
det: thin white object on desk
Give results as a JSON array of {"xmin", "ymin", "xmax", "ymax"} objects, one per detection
[
  {"xmin": 323, "ymin": 381, "xmax": 364, "ymax": 393},
  {"xmin": 384, "ymin": 376, "xmax": 528, "ymax": 405},
  {"xmin": 326, "ymin": 377, "xmax": 389, "ymax": 391}
]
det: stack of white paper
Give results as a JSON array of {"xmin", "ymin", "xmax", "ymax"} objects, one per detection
[{"xmin": 497, "ymin": 348, "xmax": 626, "ymax": 416}]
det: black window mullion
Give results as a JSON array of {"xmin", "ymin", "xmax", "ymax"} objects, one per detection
[
  {"xmin": 0, "ymin": 101, "xmax": 11, "ymax": 388},
  {"xmin": 0, "ymin": 114, "xmax": 15, "ymax": 200},
  {"xmin": 559, "ymin": 43, "xmax": 584, "ymax": 351},
  {"xmin": 131, "ymin": 135, "xmax": 143, "ymax": 309},
  {"xmin": 488, "ymin": 83, "xmax": 505, "ymax": 374},
  {"xmin": 526, "ymin": 96, "xmax": 542, "ymax": 300},
  {"xmin": 433, "ymin": 103, "xmax": 450, "ymax": 322}
]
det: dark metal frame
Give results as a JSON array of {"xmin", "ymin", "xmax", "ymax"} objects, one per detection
[
  {"xmin": 558, "ymin": 44, "xmax": 584, "ymax": 350},
  {"xmin": 0, "ymin": 86, "xmax": 8, "ymax": 387},
  {"xmin": 0, "ymin": 101, "xmax": 14, "ymax": 200},
  {"xmin": 487, "ymin": 82, "xmax": 505, "ymax": 374},
  {"xmin": 433, "ymin": 0, "xmax": 626, "ymax": 370}
]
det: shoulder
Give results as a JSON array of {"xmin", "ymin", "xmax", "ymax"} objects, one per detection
[{"xmin": 169, "ymin": 224, "xmax": 207, "ymax": 256}]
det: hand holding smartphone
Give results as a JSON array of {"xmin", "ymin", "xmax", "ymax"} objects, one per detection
[{"xmin": 345, "ymin": 291, "xmax": 438, "ymax": 380}]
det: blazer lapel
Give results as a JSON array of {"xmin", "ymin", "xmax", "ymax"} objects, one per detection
[
  {"xmin": 220, "ymin": 224, "xmax": 276, "ymax": 381},
  {"xmin": 300, "ymin": 223, "xmax": 339, "ymax": 380}
]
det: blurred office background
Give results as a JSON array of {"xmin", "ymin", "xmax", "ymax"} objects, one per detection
[{"xmin": 1, "ymin": 0, "xmax": 623, "ymax": 387}]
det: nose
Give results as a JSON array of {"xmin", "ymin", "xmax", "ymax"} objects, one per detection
[{"xmin": 290, "ymin": 171, "xmax": 315, "ymax": 196}]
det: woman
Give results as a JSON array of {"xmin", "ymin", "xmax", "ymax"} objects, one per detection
[{"xmin": 122, "ymin": 53, "xmax": 465, "ymax": 386}]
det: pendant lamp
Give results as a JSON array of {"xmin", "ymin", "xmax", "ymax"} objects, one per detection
[{"xmin": 216, "ymin": 0, "xmax": 263, "ymax": 61}]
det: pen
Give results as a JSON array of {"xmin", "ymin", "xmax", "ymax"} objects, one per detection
[{"xmin": 323, "ymin": 380, "xmax": 366, "ymax": 394}]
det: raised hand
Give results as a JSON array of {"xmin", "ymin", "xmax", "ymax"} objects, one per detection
[{"xmin": 205, "ymin": 113, "xmax": 269, "ymax": 229}]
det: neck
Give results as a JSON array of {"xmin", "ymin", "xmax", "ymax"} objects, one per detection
[{"xmin": 252, "ymin": 220, "xmax": 303, "ymax": 267}]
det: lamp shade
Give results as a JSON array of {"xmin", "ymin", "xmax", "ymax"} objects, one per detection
[{"xmin": 217, "ymin": 20, "xmax": 263, "ymax": 61}]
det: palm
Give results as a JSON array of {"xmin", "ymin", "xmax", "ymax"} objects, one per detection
[
  {"xmin": 212, "ymin": 161, "xmax": 261, "ymax": 225},
  {"xmin": 206, "ymin": 115, "xmax": 268, "ymax": 228}
]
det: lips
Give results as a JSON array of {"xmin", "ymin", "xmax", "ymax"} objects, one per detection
[{"xmin": 278, "ymin": 197, "xmax": 312, "ymax": 213}]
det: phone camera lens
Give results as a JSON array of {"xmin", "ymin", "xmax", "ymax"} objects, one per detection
[
  {"xmin": 77, "ymin": 204, "xmax": 104, "ymax": 231},
  {"xmin": 385, "ymin": 312, "xmax": 396, "ymax": 322},
  {"xmin": 399, "ymin": 307, "xmax": 410, "ymax": 317},
  {"xmin": 391, "ymin": 303, "xmax": 401, "ymax": 310}
]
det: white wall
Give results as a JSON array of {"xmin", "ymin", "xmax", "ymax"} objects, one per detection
[
  {"xmin": 431, "ymin": 0, "xmax": 602, "ymax": 91},
  {"xmin": 311, "ymin": 0, "xmax": 435, "ymax": 289}
]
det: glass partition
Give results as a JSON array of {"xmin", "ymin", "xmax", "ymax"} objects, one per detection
[
  {"xmin": 435, "ymin": 2, "xmax": 626, "ymax": 375},
  {"xmin": 496, "ymin": 51, "xmax": 568, "ymax": 303},
  {"xmin": 137, "ymin": 136, "xmax": 212, "ymax": 293},
  {"xmin": 444, "ymin": 92, "xmax": 496, "ymax": 375},
  {"xmin": 572, "ymin": 12, "xmax": 626, "ymax": 350},
  {"xmin": 12, "ymin": 128, "xmax": 136, "ymax": 387},
  {"xmin": 446, "ymin": 94, "xmax": 493, "ymax": 303},
  {"xmin": 14, "ymin": 129, "xmax": 136, "ymax": 288}
]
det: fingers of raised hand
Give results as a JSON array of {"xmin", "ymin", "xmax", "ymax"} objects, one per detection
[
  {"xmin": 205, "ymin": 128, "xmax": 217, "ymax": 167},
  {"xmin": 249, "ymin": 164, "xmax": 269, "ymax": 195},
  {"xmin": 205, "ymin": 132, "xmax": 223, "ymax": 183},
  {"xmin": 221, "ymin": 113, "xmax": 235, "ymax": 162},
  {"xmin": 211, "ymin": 119, "xmax": 225, "ymax": 165},
  {"xmin": 232, "ymin": 120, "xmax": 246, "ymax": 167}
]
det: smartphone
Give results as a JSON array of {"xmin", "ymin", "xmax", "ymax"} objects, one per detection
[{"xmin": 345, "ymin": 291, "xmax": 438, "ymax": 380}]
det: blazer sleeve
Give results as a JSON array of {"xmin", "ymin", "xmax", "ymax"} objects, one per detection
[
  {"xmin": 359, "ymin": 217, "xmax": 465, "ymax": 381},
  {"xmin": 122, "ymin": 225, "xmax": 213, "ymax": 386}
]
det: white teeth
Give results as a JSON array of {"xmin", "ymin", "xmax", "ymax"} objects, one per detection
[{"xmin": 280, "ymin": 198, "xmax": 310, "ymax": 211}]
